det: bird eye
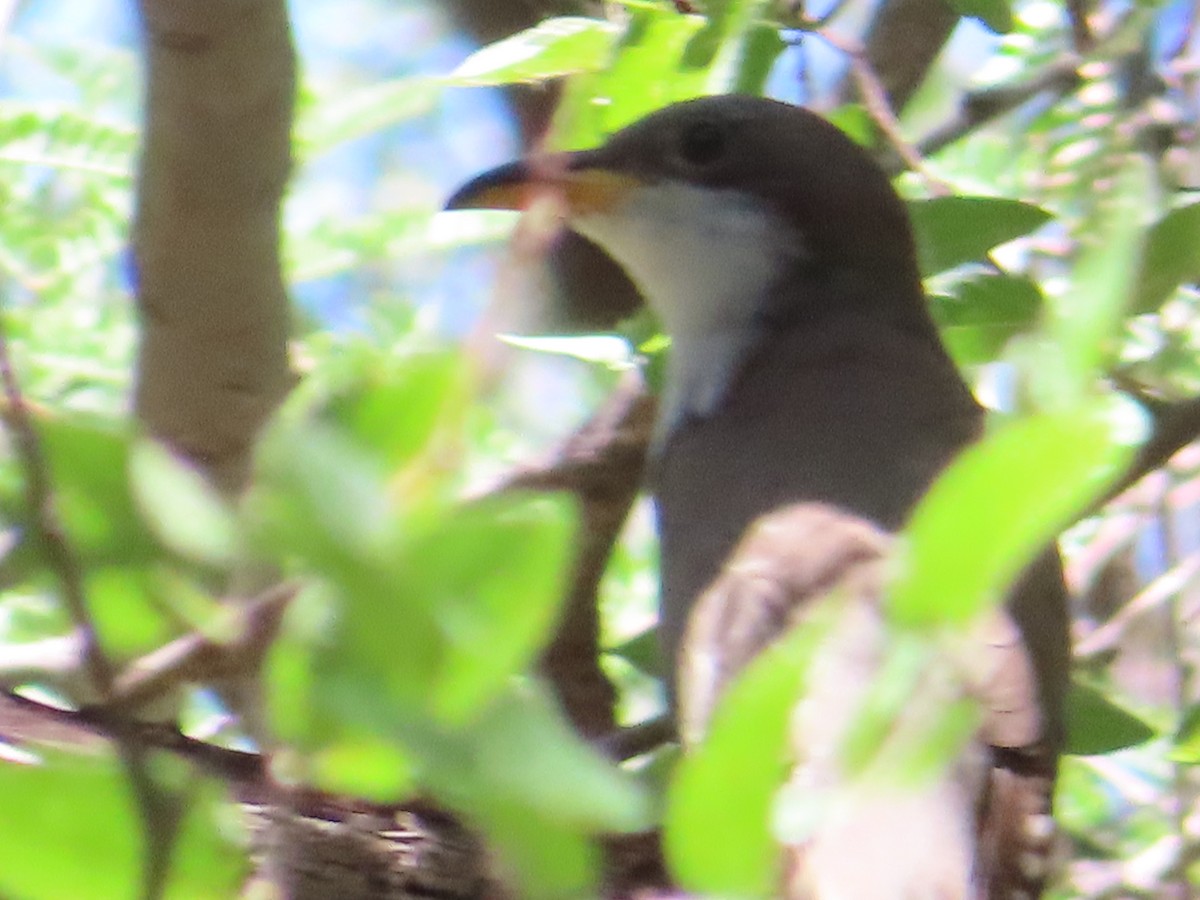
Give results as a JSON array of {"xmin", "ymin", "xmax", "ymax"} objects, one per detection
[{"xmin": 677, "ymin": 120, "xmax": 726, "ymax": 168}]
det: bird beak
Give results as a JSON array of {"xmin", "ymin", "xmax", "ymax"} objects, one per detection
[{"xmin": 446, "ymin": 152, "xmax": 644, "ymax": 217}]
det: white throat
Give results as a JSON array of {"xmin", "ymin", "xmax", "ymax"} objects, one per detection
[{"xmin": 572, "ymin": 181, "xmax": 805, "ymax": 438}]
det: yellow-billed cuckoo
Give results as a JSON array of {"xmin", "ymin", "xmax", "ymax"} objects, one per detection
[{"xmin": 448, "ymin": 95, "xmax": 1068, "ymax": 898}]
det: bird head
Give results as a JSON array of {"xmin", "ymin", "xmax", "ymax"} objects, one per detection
[{"xmin": 448, "ymin": 95, "xmax": 930, "ymax": 433}]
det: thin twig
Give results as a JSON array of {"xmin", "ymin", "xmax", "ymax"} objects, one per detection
[
  {"xmin": 110, "ymin": 582, "xmax": 296, "ymax": 712},
  {"xmin": 0, "ymin": 329, "xmax": 113, "ymax": 695},
  {"xmin": 1, "ymin": 690, "xmax": 263, "ymax": 782},
  {"xmin": 815, "ymin": 28, "xmax": 953, "ymax": 195},
  {"xmin": 1074, "ymin": 552, "xmax": 1200, "ymax": 660},
  {"xmin": 0, "ymin": 321, "xmax": 183, "ymax": 899},
  {"xmin": 912, "ymin": 57, "xmax": 1082, "ymax": 164}
]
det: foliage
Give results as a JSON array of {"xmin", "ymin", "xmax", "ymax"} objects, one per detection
[{"xmin": 1, "ymin": 0, "xmax": 1199, "ymax": 897}]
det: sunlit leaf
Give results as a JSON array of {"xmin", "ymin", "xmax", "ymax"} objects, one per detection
[
  {"xmin": 129, "ymin": 438, "xmax": 239, "ymax": 568},
  {"xmin": 295, "ymin": 76, "xmax": 443, "ymax": 159},
  {"xmin": 0, "ymin": 101, "xmax": 135, "ymax": 179},
  {"xmin": 325, "ymin": 349, "xmax": 469, "ymax": 469},
  {"xmin": 312, "ymin": 737, "xmax": 415, "ymax": 801},
  {"xmin": 665, "ymin": 619, "xmax": 826, "ymax": 897},
  {"xmin": 549, "ymin": 8, "xmax": 706, "ymax": 150},
  {"xmin": 449, "ymin": 18, "xmax": 620, "ymax": 86},
  {"xmin": 891, "ymin": 397, "xmax": 1143, "ymax": 625},
  {"xmin": 705, "ymin": 12, "xmax": 784, "ymax": 95},
  {"xmin": 0, "ymin": 751, "xmax": 241, "ymax": 898},
  {"xmin": 499, "ymin": 333, "xmax": 636, "ymax": 368}
]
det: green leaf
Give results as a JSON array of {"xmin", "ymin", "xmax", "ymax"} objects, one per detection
[
  {"xmin": 295, "ymin": 76, "xmax": 443, "ymax": 159},
  {"xmin": 249, "ymin": 420, "xmax": 445, "ymax": 708},
  {"xmin": 499, "ymin": 333, "xmax": 636, "ymax": 368},
  {"xmin": 1066, "ymin": 681, "xmax": 1155, "ymax": 756},
  {"xmin": 324, "ymin": 349, "xmax": 469, "ymax": 469},
  {"xmin": 947, "ymin": 0, "xmax": 1014, "ymax": 33},
  {"xmin": 407, "ymin": 492, "xmax": 575, "ymax": 723},
  {"xmin": 825, "ymin": 104, "xmax": 873, "ymax": 147},
  {"xmin": 249, "ymin": 418, "xmax": 394, "ymax": 566},
  {"xmin": 87, "ymin": 566, "xmax": 173, "ymax": 657},
  {"xmin": 1131, "ymin": 200, "xmax": 1200, "ymax": 315},
  {"xmin": 0, "ymin": 101, "xmax": 136, "ymax": 179},
  {"xmin": 606, "ymin": 625, "xmax": 663, "ymax": 675},
  {"xmin": 37, "ymin": 415, "xmax": 160, "ymax": 568},
  {"xmin": 312, "ymin": 736, "xmax": 415, "ymax": 801},
  {"xmin": 1171, "ymin": 703, "xmax": 1200, "ymax": 764},
  {"xmin": 448, "ymin": 17, "xmax": 620, "ymax": 86},
  {"xmin": 548, "ymin": 8, "xmax": 706, "ymax": 150},
  {"xmin": 704, "ymin": 9, "xmax": 785, "ymax": 96},
  {"xmin": 891, "ymin": 397, "xmax": 1143, "ymax": 626},
  {"xmin": 0, "ymin": 751, "xmax": 241, "ymax": 899},
  {"xmin": 1049, "ymin": 158, "xmax": 1151, "ymax": 398},
  {"xmin": 665, "ymin": 618, "xmax": 826, "ymax": 897},
  {"xmin": 908, "ymin": 196, "xmax": 1050, "ymax": 276},
  {"xmin": 405, "ymin": 681, "xmax": 650, "ymax": 898},
  {"xmin": 459, "ymin": 682, "xmax": 650, "ymax": 833},
  {"xmin": 930, "ymin": 274, "xmax": 1043, "ymax": 365},
  {"xmin": 129, "ymin": 438, "xmax": 240, "ymax": 568}
]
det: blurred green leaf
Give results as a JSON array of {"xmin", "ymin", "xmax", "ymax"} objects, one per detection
[
  {"xmin": 1065, "ymin": 681, "xmax": 1155, "ymax": 756},
  {"xmin": 448, "ymin": 17, "xmax": 620, "ymax": 86},
  {"xmin": 825, "ymin": 104, "xmax": 873, "ymax": 147},
  {"xmin": 87, "ymin": 566, "xmax": 173, "ymax": 657},
  {"xmin": 296, "ymin": 76, "xmax": 442, "ymax": 159},
  {"xmin": 1171, "ymin": 702, "xmax": 1200, "ymax": 764},
  {"xmin": 0, "ymin": 101, "xmax": 135, "ymax": 179},
  {"xmin": 837, "ymin": 634, "xmax": 979, "ymax": 782},
  {"xmin": 471, "ymin": 794, "xmax": 599, "ymax": 899},
  {"xmin": 549, "ymin": 7, "xmax": 705, "ymax": 149},
  {"xmin": 499, "ymin": 333, "xmax": 636, "ymax": 368},
  {"xmin": 908, "ymin": 196, "xmax": 1050, "ymax": 276},
  {"xmin": 324, "ymin": 349, "xmax": 469, "ymax": 468},
  {"xmin": 891, "ymin": 397, "xmax": 1142, "ymax": 625},
  {"xmin": 452, "ymin": 681, "xmax": 649, "ymax": 832},
  {"xmin": 0, "ymin": 751, "xmax": 241, "ymax": 899},
  {"xmin": 129, "ymin": 439, "xmax": 239, "ymax": 569},
  {"xmin": 36, "ymin": 414, "xmax": 160, "ymax": 569},
  {"xmin": 407, "ymin": 492, "xmax": 575, "ymax": 722},
  {"xmin": 406, "ymin": 681, "xmax": 649, "ymax": 898},
  {"xmin": 250, "ymin": 419, "xmax": 445, "ymax": 709},
  {"xmin": 1049, "ymin": 159, "xmax": 1151, "ymax": 398},
  {"xmin": 705, "ymin": 13, "xmax": 784, "ymax": 96},
  {"xmin": 1130, "ymin": 200, "xmax": 1200, "ymax": 315},
  {"xmin": 948, "ymin": 0, "xmax": 1013, "ymax": 33},
  {"xmin": 665, "ymin": 617, "xmax": 826, "ymax": 897},
  {"xmin": 249, "ymin": 418, "xmax": 394, "ymax": 565},
  {"xmin": 312, "ymin": 737, "xmax": 415, "ymax": 801}
]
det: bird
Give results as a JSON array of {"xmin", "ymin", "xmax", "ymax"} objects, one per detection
[{"xmin": 448, "ymin": 94, "xmax": 1068, "ymax": 898}]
